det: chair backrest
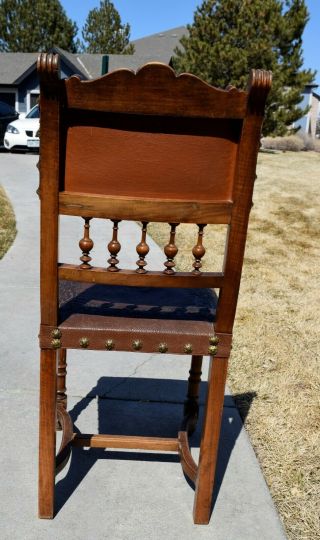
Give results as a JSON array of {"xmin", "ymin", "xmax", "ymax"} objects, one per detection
[{"xmin": 37, "ymin": 53, "xmax": 271, "ymax": 336}]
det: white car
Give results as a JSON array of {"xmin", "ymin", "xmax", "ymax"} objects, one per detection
[{"xmin": 4, "ymin": 104, "xmax": 40, "ymax": 151}]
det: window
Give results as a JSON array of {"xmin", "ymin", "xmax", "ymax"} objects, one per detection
[{"xmin": 30, "ymin": 92, "xmax": 39, "ymax": 109}]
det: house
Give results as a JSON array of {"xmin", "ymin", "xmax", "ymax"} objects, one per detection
[
  {"xmin": 1, "ymin": 25, "xmax": 318, "ymax": 137},
  {"xmin": 293, "ymin": 83, "xmax": 320, "ymax": 138},
  {"xmin": 0, "ymin": 27, "xmax": 186, "ymax": 115},
  {"xmin": 0, "ymin": 50, "xmax": 86, "ymax": 113}
]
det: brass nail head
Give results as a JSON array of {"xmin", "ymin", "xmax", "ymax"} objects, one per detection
[
  {"xmin": 209, "ymin": 335, "xmax": 219, "ymax": 345},
  {"xmin": 105, "ymin": 339, "xmax": 115, "ymax": 351},
  {"xmin": 132, "ymin": 339, "xmax": 143, "ymax": 351},
  {"xmin": 51, "ymin": 338, "xmax": 61, "ymax": 349},
  {"xmin": 158, "ymin": 343, "xmax": 168, "ymax": 353},
  {"xmin": 51, "ymin": 328, "xmax": 61, "ymax": 339},
  {"xmin": 184, "ymin": 343, "xmax": 193, "ymax": 354},
  {"xmin": 208, "ymin": 345, "xmax": 218, "ymax": 356},
  {"xmin": 79, "ymin": 337, "xmax": 89, "ymax": 348}
]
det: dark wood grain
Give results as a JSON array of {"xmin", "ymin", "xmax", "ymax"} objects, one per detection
[
  {"xmin": 58, "ymin": 264, "xmax": 224, "ymax": 288},
  {"xmin": 64, "ymin": 63, "xmax": 248, "ymax": 118},
  {"xmin": 59, "ymin": 193, "xmax": 233, "ymax": 224},
  {"xmin": 37, "ymin": 53, "xmax": 271, "ymax": 524},
  {"xmin": 183, "ymin": 355, "xmax": 203, "ymax": 434},
  {"xmin": 56, "ymin": 349, "xmax": 67, "ymax": 420},
  {"xmin": 178, "ymin": 430, "xmax": 198, "ymax": 483},
  {"xmin": 193, "ymin": 356, "xmax": 228, "ymax": 524},
  {"xmin": 38, "ymin": 56, "xmax": 60, "ymax": 327},
  {"xmin": 55, "ymin": 403, "xmax": 73, "ymax": 474},
  {"xmin": 215, "ymin": 71, "xmax": 272, "ymax": 333},
  {"xmin": 38, "ymin": 349, "xmax": 57, "ymax": 518},
  {"xmin": 73, "ymin": 434, "xmax": 179, "ymax": 451}
]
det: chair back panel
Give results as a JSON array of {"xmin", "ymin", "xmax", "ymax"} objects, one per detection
[{"xmin": 64, "ymin": 115, "xmax": 241, "ymax": 201}]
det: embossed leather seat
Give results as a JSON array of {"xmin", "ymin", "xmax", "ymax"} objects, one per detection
[{"xmin": 37, "ymin": 52, "xmax": 271, "ymax": 523}]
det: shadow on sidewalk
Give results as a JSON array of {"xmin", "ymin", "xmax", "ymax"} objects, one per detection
[{"xmin": 55, "ymin": 376, "xmax": 256, "ymax": 517}]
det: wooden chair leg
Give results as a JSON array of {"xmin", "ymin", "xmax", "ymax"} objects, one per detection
[
  {"xmin": 193, "ymin": 355, "xmax": 228, "ymax": 525},
  {"xmin": 184, "ymin": 355, "xmax": 203, "ymax": 434},
  {"xmin": 56, "ymin": 349, "xmax": 67, "ymax": 430},
  {"xmin": 38, "ymin": 349, "xmax": 57, "ymax": 519}
]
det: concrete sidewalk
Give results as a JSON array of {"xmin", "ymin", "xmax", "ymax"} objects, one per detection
[{"xmin": 0, "ymin": 153, "xmax": 287, "ymax": 540}]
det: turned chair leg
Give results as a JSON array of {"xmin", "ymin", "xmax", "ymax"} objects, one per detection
[
  {"xmin": 39, "ymin": 349, "xmax": 57, "ymax": 519},
  {"xmin": 193, "ymin": 355, "xmax": 228, "ymax": 525},
  {"xmin": 184, "ymin": 355, "xmax": 203, "ymax": 434},
  {"xmin": 56, "ymin": 349, "xmax": 67, "ymax": 430}
]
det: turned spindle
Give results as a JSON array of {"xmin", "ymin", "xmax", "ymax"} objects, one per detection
[
  {"xmin": 136, "ymin": 221, "xmax": 149, "ymax": 273},
  {"xmin": 57, "ymin": 350, "xmax": 67, "ymax": 409},
  {"xmin": 164, "ymin": 223, "xmax": 179, "ymax": 275},
  {"xmin": 107, "ymin": 220, "xmax": 121, "ymax": 271},
  {"xmin": 79, "ymin": 217, "xmax": 94, "ymax": 268},
  {"xmin": 192, "ymin": 224, "xmax": 206, "ymax": 274},
  {"xmin": 56, "ymin": 349, "xmax": 67, "ymax": 430}
]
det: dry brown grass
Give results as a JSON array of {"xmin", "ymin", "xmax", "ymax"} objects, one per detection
[
  {"xmin": 148, "ymin": 151, "xmax": 320, "ymax": 540},
  {"xmin": 0, "ymin": 185, "xmax": 16, "ymax": 259}
]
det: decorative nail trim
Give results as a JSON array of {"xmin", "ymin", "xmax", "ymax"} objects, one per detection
[
  {"xmin": 105, "ymin": 339, "xmax": 115, "ymax": 351},
  {"xmin": 184, "ymin": 343, "xmax": 193, "ymax": 354},
  {"xmin": 79, "ymin": 337, "xmax": 89, "ymax": 348},
  {"xmin": 158, "ymin": 343, "xmax": 168, "ymax": 353},
  {"xmin": 132, "ymin": 339, "xmax": 143, "ymax": 351}
]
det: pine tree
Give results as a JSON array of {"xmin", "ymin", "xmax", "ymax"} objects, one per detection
[
  {"xmin": 81, "ymin": 0, "xmax": 134, "ymax": 54},
  {"xmin": 173, "ymin": 0, "xmax": 315, "ymax": 135},
  {"xmin": 0, "ymin": 0, "xmax": 78, "ymax": 52}
]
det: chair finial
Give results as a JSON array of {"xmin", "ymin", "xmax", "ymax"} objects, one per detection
[
  {"xmin": 248, "ymin": 69, "xmax": 272, "ymax": 115},
  {"xmin": 37, "ymin": 52, "xmax": 61, "ymax": 82}
]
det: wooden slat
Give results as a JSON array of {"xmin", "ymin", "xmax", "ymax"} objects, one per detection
[
  {"xmin": 193, "ymin": 356, "xmax": 228, "ymax": 523},
  {"xmin": 58, "ymin": 264, "xmax": 224, "ymax": 289},
  {"xmin": 39, "ymin": 71, "xmax": 60, "ymax": 327},
  {"xmin": 73, "ymin": 434, "xmax": 179, "ymax": 452},
  {"xmin": 38, "ymin": 349, "xmax": 57, "ymax": 518},
  {"xmin": 178, "ymin": 431, "xmax": 198, "ymax": 483},
  {"xmin": 64, "ymin": 63, "xmax": 248, "ymax": 119},
  {"xmin": 59, "ymin": 192, "xmax": 232, "ymax": 224},
  {"xmin": 55, "ymin": 404, "xmax": 74, "ymax": 475},
  {"xmin": 215, "ymin": 75, "xmax": 271, "ymax": 333}
]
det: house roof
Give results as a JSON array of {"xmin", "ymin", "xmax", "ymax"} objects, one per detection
[
  {"xmin": 75, "ymin": 53, "xmax": 104, "ymax": 78},
  {"xmin": 0, "ymin": 52, "xmax": 38, "ymax": 85},
  {"xmin": 104, "ymin": 27, "xmax": 187, "ymax": 74},
  {"xmin": 106, "ymin": 54, "xmax": 168, "ymax": 73},
  {"xmin": 0, "ymin": 26, "xmax": 188, "ymax": 84},
  {"xmin": 65, "ymin": 26, "xmax": 188, "ymax": 78},
  {"xmin": 53, "ymin": 47, "xmax": 90, "ymax": 78},
  {"xmin": 131, "ymin": 26, "xmax": 186, "ymax": 61}
]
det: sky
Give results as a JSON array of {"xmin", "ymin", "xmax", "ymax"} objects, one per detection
[{"xmin": 61, "ymin": 0, "xmax": 320, "ymax": 86}]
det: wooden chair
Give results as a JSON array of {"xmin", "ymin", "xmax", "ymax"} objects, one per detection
[{"xmin": 37, "ymin": 53, "xmax": 271, "ymax": 523}]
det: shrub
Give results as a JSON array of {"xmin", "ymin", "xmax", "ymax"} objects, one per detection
[
  {"xmin": 262, "ymin": 132, "xmax": 320, "ymax": 153},
  {"xmin": 297, "ymin": 132, "xmax": 320, "ymax": 152},
  {"xmin": 261, "ymin": 135, "xmax": 304, "ymax": 152}
]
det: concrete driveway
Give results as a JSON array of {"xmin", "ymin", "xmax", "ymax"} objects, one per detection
[{"xmin": 0, "ymin": 153, "xmax": 286, "ymax": 539}]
